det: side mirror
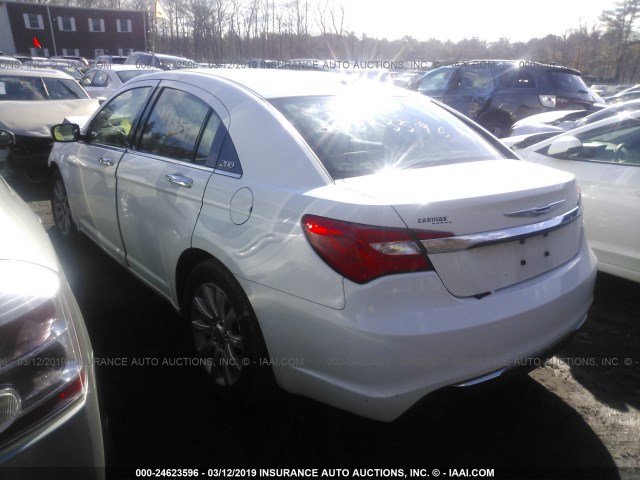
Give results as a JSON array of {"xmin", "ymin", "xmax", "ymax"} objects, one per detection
[
  {"xmin": 0, "ymin": 129, "xmax": 14, "ymax": 148},
  {"xmin": 51, "ymin": 123, "xmax": 81, "ymax": 142},
  {"xmin": 547, "ymin": 135, "xmax": 582, "ymax": 157}
]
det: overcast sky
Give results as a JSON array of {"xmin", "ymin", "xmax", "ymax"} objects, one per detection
[{"xmin": 341, "ymin": 0, "xmax": 618, "ymax": 43}]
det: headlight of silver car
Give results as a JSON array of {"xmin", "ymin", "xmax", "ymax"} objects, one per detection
[{"xmin": 0, "ymin": 260, "xmax": 86, "ymax": 446}]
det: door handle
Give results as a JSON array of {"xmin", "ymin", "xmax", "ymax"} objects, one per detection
[
  {"xmin": 165, "ymin": 173, "xmax": 193, "ymax": 188},
  {"xmin": 98, "ymin": 157, "xmax": 115, "ymax": 167}
]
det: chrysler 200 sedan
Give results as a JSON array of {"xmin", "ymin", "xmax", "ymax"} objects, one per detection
[{"xmin": 48, "ymin": 69, "xmax": 597, "ymax": 421}]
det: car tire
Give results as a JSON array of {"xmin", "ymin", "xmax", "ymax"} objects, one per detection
[
  {"xmin": 184, "ymin": 259, "xmax": 274, "ymax": 403},
  {"xmin": 51, "ymin": 170, "xmax": 78, "ymax": 239}
]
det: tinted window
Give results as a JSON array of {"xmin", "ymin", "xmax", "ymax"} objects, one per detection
[
  {"xmin": 87, "ymin": 87, "xmax": 151, "ymax": 147},
  {"xmin": 116, "ymin": 69, "xmax": 155, "ymax": 83},
  {"xmin": 139, "ymin": 88, "xmax": 210, "ymax": 162},
  {"xmin": 271, "ymin": 94, "xmax": 502, "ymax": 179},
  {"xmin": 92, "ymin": 70, "xmax": 109, "ymax": 87},
  {"xmin": 450, "ymin": 69, "xmax": 493, "ymax": 93},
  {"xmin": 79, "ymin": 71, "xmax": 95, "ymax": 87},
  {"xmin": 513, "ymin": 70, "xmax": 536, "ymax": 88},
  {"xmin": 548, "ymin": 71, "xmax": 590, "ymax": 96}
]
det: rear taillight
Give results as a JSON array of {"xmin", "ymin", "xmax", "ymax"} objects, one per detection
[
  {"xmin": 302, "ymin": 214, "xmax": 451, "ymax": 283},
  {"xmin": 0, "ymin": 261, "xmax": 86, "ymax": 446},
  {"xmin": 539, "ymin": 95, "xmax": 556, "ymax": 108}
]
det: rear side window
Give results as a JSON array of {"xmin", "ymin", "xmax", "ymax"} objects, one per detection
[
  {"xmin": 548, "ymin": 71, "xmax": 590, "ymax": 96},
  {"xmin": 513, "ymin": 70, "xmax": 536, "ymax": 88},
  {"xmin": 139, "ymin": 87, "xmax": 210, "ymax": 162},
  {"xmin": 271, "ymin": 93, "xmax": 502, "ymax": 179},
  {"xmin": 42, "ymin": 77, "xmax": 88, "ymax": 99}
]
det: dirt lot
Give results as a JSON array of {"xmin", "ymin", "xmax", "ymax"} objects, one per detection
[{"xmin": 11, "ymin": 178, "xmax": 640, "ymax": 480}]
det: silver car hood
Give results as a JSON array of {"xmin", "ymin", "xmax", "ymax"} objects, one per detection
[
  {"xmin": 0, "ymin": 99, "xmax": 99, "ymax": 137},
  {"xmin": 0, "ymin": 177, "xmax": 58, "ymax": 272}
]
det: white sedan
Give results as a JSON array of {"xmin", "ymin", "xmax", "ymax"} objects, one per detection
[
  {"xmin": 516, "ymin": 111, "xmax": 640, "ymax": 283},
  {"xmin": 79, "ymin": 65, "xmax": 161, "ymax": 99},
  {"xmin": 48, "ymin": 69, "xmax": 596, "ymax": 421}
]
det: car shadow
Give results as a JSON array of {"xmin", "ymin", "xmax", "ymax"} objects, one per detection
[
  {"xmin": 3, "ymin": 171, "xmax": 51, "ymax": 202},
  {"xmin": 558, "ymin": 272, "xmax": 640, "ymax": 413},
  {"xmin": 49, "ymin": 234, "xmax": 621, "ymax": 479}
]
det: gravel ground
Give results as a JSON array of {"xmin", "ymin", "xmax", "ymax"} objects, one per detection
[{"xmin": 11, "ymin": 177, "xmax": 640, "ymax": 480}]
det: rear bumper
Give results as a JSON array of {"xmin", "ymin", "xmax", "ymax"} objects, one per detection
[
  {"xmin": 240, "ymin": 235, "xmax": 597, "ymax": 422},
  {"xmin": 398, "ymin": 316, "xmax": 585, "ymax": 419}
]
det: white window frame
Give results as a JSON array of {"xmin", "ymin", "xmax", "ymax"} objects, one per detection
[
  {"xmin": 118, "ymin": 48, "xmax": 133, "ymax": 56},
  {"xmin": 62, "ymin": 48, "xmax": 80, "ymax": 57},
  {"xmin": 88, "ymin": 18, "xmax": 105, "ymax": 33},
  {"xmin": 116, "ymin": 19, "xmax": 132, "ymax": 33},
  {"xmin": 57, "ymin": 16, "xmax": 77, "ymax": 32},
  {"xmin": 23, "ymin": 13, "xmax": 44, "ymax": 30}
]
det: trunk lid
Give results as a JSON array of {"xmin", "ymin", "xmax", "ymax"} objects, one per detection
[{"xmin": 336, "ymin": 159, "xmax": 582, "ymax": 296}]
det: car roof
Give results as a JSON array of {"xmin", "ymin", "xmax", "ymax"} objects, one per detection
[
  {"xmin": 0, "ymin": 67, "xmax": 73, "ymax": 79},
  {"xmin": 133, "ymin": 68, "xmax": 407, "ymax": 99},
  {"xmin": 89, "ymin": 65, "xmax": 161, "ymax": 72}
]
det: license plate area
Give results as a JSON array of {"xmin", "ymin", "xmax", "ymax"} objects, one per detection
[{"xmin": 428, "ymin": 220, "xmax": 582, "ymax": 297}]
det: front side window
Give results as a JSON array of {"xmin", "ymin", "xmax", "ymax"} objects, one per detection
[
  {"xmin": 415, "ymin": 67, "xmax": 454, "ymax": 96},
  {"xmin": 138, "ymin": 88, "xmax": 210, "ymax": 162},
  {"xmin": 271, "ymin": 93, "xmax": 502, "ymax": 179},
  {"xmin": 87, "ymin": 87, "xmax": 151, "ymax": 147}
]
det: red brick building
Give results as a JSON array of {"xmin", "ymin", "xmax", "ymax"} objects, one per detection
[{"xmin": 0, "ymin": 0, "xmax": 147, "ymax": 59}]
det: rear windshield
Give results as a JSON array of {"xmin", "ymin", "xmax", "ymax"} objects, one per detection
[
  {"xmin": 0, "ymin": 75, "xmax": 87, "ymax": 100},
  {"xmin": 116, "ymin": 69, "xmax": 155, "ymax": 83},
  {"xmin": 271, "ymin": 93, "xmax": 501, "ymax": 179},
  {"xmin": 548, "ymin": 71, "xmax": 591, "ymax": 97}
]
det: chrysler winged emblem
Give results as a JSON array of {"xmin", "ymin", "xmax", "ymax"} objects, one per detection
[{"xmin": 504, "ymin": 199, "xmax": 566, "ymax": 217}]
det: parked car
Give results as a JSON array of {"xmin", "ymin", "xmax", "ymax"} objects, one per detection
[
  {"xmin": 0, "ymin": 56, "xmax": 21, "ymax": 68},
  {"xmin": 48, "ymin": 69, "xmax": 596, "ymax": 421},
  {"xmin": 0, "ymin": 153, "xmax": 104, "ymax": 474},
  {"xmin": 509, "ymin": 99, "xmax": 640, "ymax": 137},
  {"xmin": 515, "ymin": 111, "xmax": 640, "ymax": 283},
  {"xmin": 408, "ymin": 60, "xmax": 601, "ymax": 137},
  {"xmin": 49, "ymin": 56, "xmax": 90, "ymax": 72},
  {"xmin": 602, "ymin": 90, "xmax": 640, "ymax": 104},
  {"xmin": 22, "ymin": 59, "xmax": 85, "ymax": 80},
  {"xmin": 95, "ymin": 55, "xmax": 127, "ymax": 66},
  {"xmin": 123, "ymin": 51, "xmax": 198, "ymax": 70},
  {"xmin": 0, "ymin": 68, "xmax": 99, "ymax": 182},
  {"xmin": 79, "ymin": 65, "xmax": 161, "ymax": 99}
]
